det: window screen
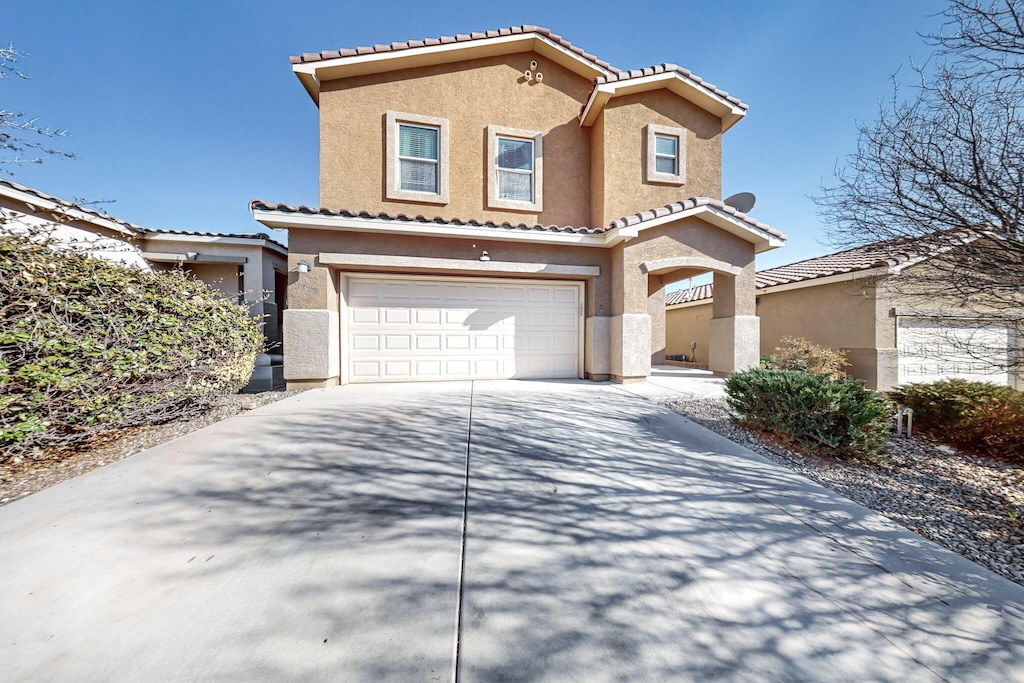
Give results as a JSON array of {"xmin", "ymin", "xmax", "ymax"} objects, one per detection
[
  {"xmin": 497, "ymin": 137, "xmax": 533, "ymax": 202},
  {"xmin": 398, "ymin": 124, "xmax": 439, "ymax": 193},
  {"xmin": 654, "ymin": 134, "xmax": 678, "ymax": 175}
]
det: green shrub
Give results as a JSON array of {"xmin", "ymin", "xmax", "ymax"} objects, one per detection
[
  {"xmin": 725, "ymin": 368, "xmax": 895, "ymax": 459},
  {"xmin": 889, "ymin": 380, "xmax": 1024, "ymax": 461},
  {"xmin": 0, "ymin": 227, "xmax": 264, "ymax": 461},
  {"xmin": 770, "ymin": 337, "xmax": 849, "ymax": 379}
]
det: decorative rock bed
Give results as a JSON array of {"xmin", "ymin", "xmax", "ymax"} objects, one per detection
[{"xmin": 664, "ymin": 396, "xmax": 1024, "ymax": 587}]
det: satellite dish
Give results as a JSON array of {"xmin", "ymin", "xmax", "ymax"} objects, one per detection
[{"xmin": 724, "ymin": 192, "xmax": 756, "ymax": 213}]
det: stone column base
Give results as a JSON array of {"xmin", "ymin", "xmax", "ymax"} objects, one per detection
[{"xmin": 708, "ymin": 315, "xmax": 759, "ymax": 375}]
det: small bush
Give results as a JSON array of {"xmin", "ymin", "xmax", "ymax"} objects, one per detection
[
  {"xmin": 725, "ymin": 368, "xmax": 895, "ymax": 459},
  {"xmin": 0, "ymin": 227, "xmax": 264, "ymax": 461},
  {"xmin": 889, "ymin": 380, "xmax": 1024, "ymax": 461},
  {"xmin": 770, "ymin": 337, "xmax": 849, "ymax": 379}
]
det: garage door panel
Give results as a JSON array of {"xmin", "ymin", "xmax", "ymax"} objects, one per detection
[{"xmin": 347, "ymin": 277, "xmax": 580, "ymax": 383}]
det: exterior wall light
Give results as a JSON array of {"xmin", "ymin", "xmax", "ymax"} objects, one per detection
[
  {"xmin": 480, "ymin": 250, "xmax": 490, "ymax": 261},
  {"xmin": 297, "ymin": 260, "xmax": 312, "ymax": 273}
]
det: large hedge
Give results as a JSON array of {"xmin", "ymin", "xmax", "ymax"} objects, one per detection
[
  {"xmin": 889, "ymin": 380, "xmax": 1024, "ymax": 461},
  {"xmin": 725, "ymin": 368, "xmax": 895, "ymax": 459},
  {"xmin": 0, "ymin": 228, "xmax": 263, "ymax": 460}
]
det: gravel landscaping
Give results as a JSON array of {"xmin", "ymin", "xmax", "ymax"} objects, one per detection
[
  {"xmin": 0, "ymin": 390, "xmax": 300, "ymax": 507},
  {"xmin": 664, "ymin": 396, "xmax": 1024, "ymax": 587}
]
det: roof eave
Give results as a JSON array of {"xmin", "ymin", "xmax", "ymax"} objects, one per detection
[
  {"xmin": 252, "ymin": 207, "xmax": 613, "ymax": 247},
  {"xmin": 607, "ymin": 205, "xmax": 785, "ymax": 253},
  {"xmin": 292, "ymin": 33, "xmax": 615, "ymax": 104},
  {"xmin": 0, "ymin": 183, "xmax": 141, "ymax": 238},
  {"xmin": 580, "ymin": 73, "xmax": 747, "ymax": 132}
]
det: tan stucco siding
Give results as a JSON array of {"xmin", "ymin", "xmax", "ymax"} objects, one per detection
[
  {"xmin": 286, "ymin": 228, "xmax": 611, "ymax": 314},
  {"xmin": 757, "ymin": 280, "xmax": 877, "ymax": 354},
  {"xmin": 620, "ymin": 218, "xmax": 754, "ymax": 315},
  {"xmin": 594, "ymin": 91, "xmax": 722, "ymax": 227},
  {"xmin": 666, "ymin": 303, "xmax": 712, "ymax": 364},
  {"xmin": 319, "ymin": 52, "xmax": 593, "ymax": 227},
  {"xmin": 186, "ymin": 263, "xmax": 241, "ymax": 299}
]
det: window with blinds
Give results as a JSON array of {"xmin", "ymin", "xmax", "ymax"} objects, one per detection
[
  {"xmin": 654, "ymin": 134, "xmax": 678, "ymax": 175},
  {"xmin": 496, "ymin": 137, "xmax": 533, "ymax": 202},
  {"xmin": 398, "ymin": 124, "xmax": 439, "ymax": 194}
]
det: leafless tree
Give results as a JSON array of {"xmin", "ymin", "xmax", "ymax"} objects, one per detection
[
  {"xmin": 0, "ymin": 44, "xmax": 76, "ymax": 172},
  {"xmin": 817, "ymin": 0, "xmax": 1024, "ymax": 375}
]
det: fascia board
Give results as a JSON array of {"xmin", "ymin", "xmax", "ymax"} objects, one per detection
[
  {"xmin": 252, "ymin": 209, "xmax": 611, "ymax": 247},
  {"xmin": 142, "ymin": 233, "xmax": 265, "ymax": 248},
  {"xmin": 759, "ymin": 266, "xmax": 892, "ymax": 294},
  {"xmin": 1, "ymin": 186, "xmax": 140, "ymax": 238},
  {"xmin": 293, "ymin": 34, "xmax": 613, "ymax": 103},
  {"xmin": 666, "ymin": 298, "xmax": 712, "ymax": 310},
  {"xmin": 580, "ymin": 73, "xmax": 747, "ymax": 130},
  {"xmin": 603, "ymin": 205, "xmax": 784, "ymax": 253}
]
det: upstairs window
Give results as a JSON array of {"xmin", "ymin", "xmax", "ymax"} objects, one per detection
[
  {"xmin": 654, "ymin": 134, "xmax": 678, "ymax": 175},
  {"xmin": 399, "ymin": 124, "xmax": 439, "ymax": 193},
  {"xmin": 487, "ymin": 125, "xmax": 543, "ymax": 212},
  {"xmin": 645, "ymin": 123, "xmax": 686, "ymax": 185},
  {"xmin": 497, "ymin": 137, "xmax": 534, "ymax": 202},
  {"xmin": 385, "ymin": 111, "xmax": 449, "ymax": 204}
]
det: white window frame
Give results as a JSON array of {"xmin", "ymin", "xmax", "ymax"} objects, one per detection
[
  {"xmin": 645, "ymin": 123, "xmax": 686, "ymax": 185},
  {"xmin": 386, "ymin": 111, "xmax": 449, "ymax": 204},
  {"xmin": 487, "ymin": 124, "xmax": 543, "ymax": 212}
]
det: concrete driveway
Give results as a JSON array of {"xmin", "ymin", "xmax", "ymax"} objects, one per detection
[{"xmin": 1, "ymin": 380, "xmax": 1023, "ymax": 681}]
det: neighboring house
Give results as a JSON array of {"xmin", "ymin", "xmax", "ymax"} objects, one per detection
[
  {"xmin": 666, "ymin": 232, "xmax": 1023, "ymax": 390},
  {"xmin": 0, "ymin": 178, "xmax": 289, "ymax": 351},
  {"xmin": 252, "ymin": 25, "xmax": 786, "ymax": 388}
]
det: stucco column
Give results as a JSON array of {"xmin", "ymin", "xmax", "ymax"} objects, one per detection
[
  {"xmin": 608, "ymin": 244, "xmax": 651, "ymax": 382},
  {"xmin": 283, "ymin": 262, "xmax": 340, "ymax": 389},
  {"xmin": 648, "ymin": 275, "xmax": 666, "ymax": 366},
  {"xmin": 709, "ymin": 266, "xmax": 759, "ymax": 374}
]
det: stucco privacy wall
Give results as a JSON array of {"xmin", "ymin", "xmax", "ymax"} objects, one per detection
[
  {"xmin": 592, "ymin": 91, "xmax": 723, "ymax": 227},
  {"xmin": 319, "ymin": 52, "xmax": 594, "ymax": 227}
]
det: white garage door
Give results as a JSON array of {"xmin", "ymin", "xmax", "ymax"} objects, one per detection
[
  {"xmin": 345, "ymin": 276, "xmax": 581, "ymax": 383},
  {"xmin": 897, "ymin": 318, "xmax": 1012, "ymax": 386}
]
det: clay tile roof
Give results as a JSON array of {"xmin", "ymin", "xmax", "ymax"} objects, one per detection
[
  {"xmin": 594, "ymin": 63, "xmax": 749, "ymax": 110},
  {"xmin": 665, "ymin": 230, "xmax": 977, "ymax": 305},
  {"xmin": 665, "ymin": 284, "xmax": 714, "ymax": 306},
  {"xmin": 144, "ymin": 228, "xmax": 287, "ymax": 251},
  {"xmin": 248, "ymin": 200, "xmax": 611, "ymax": 235},
  {"xmin": 608, "ymin": 197, "xmax": 786, "ymax": 240},
  {"xmin": 0, "ymin": 178, "xmax": 144, "ymax": 235},
  {"xmin": 291, "ymin": 24, "xmax": 621, "ymax": 74}
]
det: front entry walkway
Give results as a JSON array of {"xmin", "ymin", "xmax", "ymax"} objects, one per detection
[{"xmin": 1, "ymin": 381, "xmax": 1022, "ymax": 681}]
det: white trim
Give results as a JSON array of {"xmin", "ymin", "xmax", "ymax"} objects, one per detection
[
  {"xmin": 319, "ymin": 252, "xmax": 599, "ymax": 277},
  {"xmin": 487, "ymin": 124, "xmax": 543, "ymax": 212},
  {"xmin": 293, "ymin": 33, "xmax": 614, "ymax": 103},
  {"xmin": 253, "ymin": 203, "xmax": 784, "ymax": 252},
  {"xmin": 760, "ymin": 266, "xmax": 891, "ymax": 294},
  {"xmin": 645, "ymin": 124, "xmax": 686, "ymax": 185},
  {"xmin": 142, "ymin": 232, "xmax": 288, "ymax": 255},
  {"xmin": 642, "ymin": 256, "xmax": 741, "ymax": 276},
  {"xmin": 664, "ymin": 266, "xmax": 893, "ymax": 309},
  {"xmin": 580, "ymin": 72, "xmax": 747, "ymax": 131},
  {"xmin": 254, "ymin": 208, "xmax": 610, "ymax": 246},
  {"xmin": 340, "ymin": 272, "xmax": 586, "ymax": 382},
  {"xmin": 611, "ymin": 204, "xmax": 785, "ymax": 253},
  {"xmin": 0, "ymin": 185, "xmax": 140, "ymax": 237},
  {"xmin": 386, "ymin": 111, "xmax": 450, "ymax": 205}
]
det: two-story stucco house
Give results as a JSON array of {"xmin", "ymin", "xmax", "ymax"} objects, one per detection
[{"xmin": 253, "ymin": 25, "xmax": 786, "ymax": 388}]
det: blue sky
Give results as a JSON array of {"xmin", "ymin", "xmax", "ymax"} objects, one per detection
[{"xmin": 5, "ymin": 0, "xmax": 942, "ymax": 270}]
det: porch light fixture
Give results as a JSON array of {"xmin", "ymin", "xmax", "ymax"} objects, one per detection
[
  {"xmin": 297, "ymin": 260, "xmax": 312, "ymax": 273},
  {"xmin": 480, "ymin": 251, "xmax": 490, "ymax": 261}
]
